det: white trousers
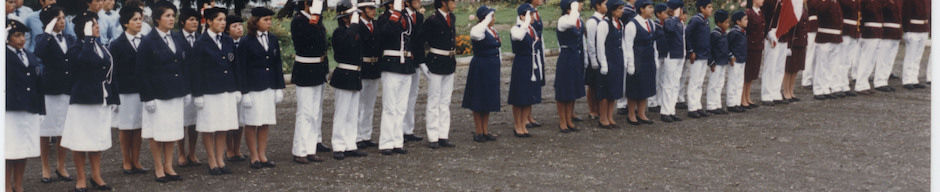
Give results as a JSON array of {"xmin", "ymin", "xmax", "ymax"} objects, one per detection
[
  {"xmin": 649, "ymin": 58, "xmax": 665, "ymax": 108},
  {"xmin": 659, "ymin": 58, "xmax": 684, "ymax": 115},
  {"xmin": 834, "ymin": 37, "xmax": 859, "ymax": 92},
  {"xmin": 929, "ymin": 50, "xmax": 933, "ymax": 82},
  {"xmin": 761, "ymin": 41, "xmax": 788, "ymax": 101},
  {"xmin": 678, "ymin": 60, "xmax": 690, "ymax": 103},
  {"xmin": 331, "ymin": 89, "xmax": 360, "ymax": 152},
  {"xmin": 814, "ymin": 43, "xmax": 837, "ymax": 95},
  {"xmin": 846, "ymin": 38, "xmax": 860, "ymax": 81},
  {"xmin": 292, "ymin": 85, "xmax": 324, "ymax": 156},
  {"xmin": 357, "ymin": 79, "xmax": 380, "ymax": 142},
  {"xmin": 874, "ymin": 39, "xmax": 900, "ymax": 88},
  {"xmin": 426, "ymin": 73, "xmax": 453, "ymax": 142},
  {"xmin": 706, "ymin": 65, "xmax": 728, "ymax": 110},
  {"xmin": 686, "ymin": 59, "xmax": 709, "ymax": 111},
  {"xmin": 616, "ymin": 98, "xmax": 627, "ymax": 108},
  {"xmin": 802, "ymin": 32, "xmax": 817, "ymax": 87},
  {"xmin": 403, "ymin": 73, "xmax": 420, "ymax": 135},
  {"xmin": 903, "ymin": 32, "xmax": 929, "ymax": 85},
  {"xmin": 725, "ymin": 62, "xmax": 745, "ymax": 107},
  {"xmin": 854, "ymin": 38, "xmax": 882, "ymax": 91},
  {"xmin": 379, "ymin": 72, "xmax": 411, "ymax": 150}
]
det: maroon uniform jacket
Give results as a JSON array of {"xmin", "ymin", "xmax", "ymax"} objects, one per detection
[
  {"xmin": 816, "ymin": 0, "xmax": 843, "ymax": 44},
  {"xmin": 881, "ymin": 0, "xmax": 902, "ymax": 40},
  {"xmin": 859, "ymin": 0, "xmax": 884, "ymax": 39},
  {"xmin": 840, "ymin": 0, "xmax": 860, "ymax": 38},
  {"xmin": 902, "ymin": 0, "xmax": 930, "ymax": 33}
]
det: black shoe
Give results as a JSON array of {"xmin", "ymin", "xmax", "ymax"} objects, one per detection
[
  {"xmin": 357, "ymin": 140, "xmax": 379, "ymax": 148},
  {"xmin": 306, "ymin": 155, "xmax": 324, "ymax": 162},
  {"xmin": 825, "ymin": 94, "xmax": 838, "ymax": 99},
  {"xmin": 833, "ymin": 92, "xmax": 846, "ymax": 98},
  {"xmin": 687, "ymin": 111, "xmax": 701, "ymax": 118},
  {"xmin": 648, "ymin": 106, "xmax": 661, "ymax": 113},
  {"xmin": 208, "ymin": 168, "xmax": 223, "ymax": 175},
  {"xmin": 670, "ymin": 115, "xmax": 682, "ymax": 121},
  {"xmin": 154, "ymin": 176, "xmax": 169, "ymax": 183},
  {"xmin": 875, "ymin": 86, "xmax": 894, "ymax": 92},
  {"xmin": 571, "ymin": 117, "xmax": 584, "ymax": 122},
  {"xmin": 132, "ymin": 167, "xmax": 149, "ymax": 174},
  {"xmin": 762, "ymin": 101, "xmax": 775, "ymax": 106},
  {"xmin": 889, "ymin": 86, "xmax": 897, "ymax": 91},
  {"xmin": 627, "ymin": 120, "xmax": 641, "ymax": 126},
  {"xmin": 439, "ymin": 139, "xmax": 456, "ymax": 147},
  {"xmin": 392, "ymin": 148, "xmax": 408, "ymax": 154},
  {"xmin": 260, "ymin": 161, "xmax": 276, "ymax": 168},
  {"xmin": 560, "ymin": 128, "xmax": 571, "ymax": 133},
  {"xmin": 526, "ymin": 122, "xmax": 542, "ymax": 128},
  {"xmin": 774, "ymin": 100, "xmax": 788, "ymax": 105},
  {"xmin": 166, "ymin": 174, "xmax": 182, "ymax": 181},
  {"xmin": 225, "ymin": 155, "xmax": 247, "ymax": 162},
  {"xmin": 697, "ymin": 110, "xmax": 710, "ymax": 117},
  {"xmin": 903, "ymin": 84, "xmax": 917, "ymax": 90},
  {"xmin": 316, "ymin": 143, "xmax": 332, "ymax": 152},
  {"xmin": 333, "ymin": 152, "xmax": 346, "ymax": 160},
  {"xmin": 660, "ymin": 115, "xmax": 674, "ymax": 123},
  {"xmin": 428, "ymin": 142, "xmax": 440, "ymax": 149},
  {"xmin": 484, "ymin": 134, "xmax": 497, "ymax": 141},
  {"xmin": 814, "ymin": 94, "xmax": 827, "ymax": 100},
  {"xmin": 293, "ymin": 156, "xmax": 309, "ymax": 164},
  {"xmin": 845, "ymin": 91, "xmax": 858, "ymax": 97},
  {"xmin": 638, "ymin": 119, "xmax": 654, "ymax": 124},
  {"xmin": 220, "ymin": 167, "xmax": 233, "ymax": 174},
  {"xmin": 706, "ymin": 110, "xmax": 722, "ymax": 115},
  {"xmin": 914, "ymin": 84, "xmax": 927, "ymax": 89},
  {"xmin": 41, "ymin": 177, "xmax": 53, "ymax": 183},
  {"xmin": 617, "ymin": 108, "xmax": 628, "ymax": 115},
  {"xmin": 727, "ymin": 106, "xmax": 744, "ymax": 113},
  {"xmin": 514, "ymin": 131, "xmax": 532, "ymax": 137},
  {"xmin": 890, "ymin": 74, "xmax": 900, "ymax": 79},
  {"xmin": 249, "ymin": 161, "xmax": 262, "ymax": 169},
  {"xmin": 56, "ymin": 170, "xmax": 74, "ymax": 181},
  {"xmin": 473, "ymin": 134, "xmax": 486, "ymax": 142},
  {"xmin": 676, "ymin": 102, "xmax": 688, "ymax": 109},
  {"xmin": 345, "ymin": 150, "xmax": 368, "ymax": 157},
  {"xmin": 380, "ymin": 150, "xmax": 394, "ymax": 155},
  {"xmin": 789, "ymin": 97, "xmax": 801, "ymax": 102},
  {"xmin": 597, "ymin": 122, "xmax": 612, "ymax": 129},
  {"xmin": 403, "ymin": 134, "xmax": 423, "ymax": 142},
  {"xmin": 568, "ymin": 127, "xmax": 580, "ymax": 132},
  {"xmin": 72, "ymin": 188, "xmax": 88, "ymax": 192}
]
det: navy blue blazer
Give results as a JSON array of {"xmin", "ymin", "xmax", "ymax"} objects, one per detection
[
  {"xmin": 685, "ymin": 13, "xmax": 711, "ymax": 61},
  {"xmin": 66, "ymin": 37, "xmax": 120, "ymax": 105},
  {"xmin": 6, "ymin": 48, "xmax": 45, "ymax": 114},
  {"xmin": 290, "ymin": 13, "xmax": 329, "ymax": 87},
  {"xmin": 709, "ymin": 28, "xmax": 731, "ymax": 66},
  {"xmin": 654, "ymin": 20, "xmax": 668, "ymax": 59},
  {"xmin": 237, "ymin": 32, "xmax": 285, "ymax": 93},
  {"xmin": 34, "ymin": 33, "xmax": 75, "ymax": 95},
  {"xmin": 663, "ymin": 16, "xmax": 685, "ymax": 59},
  {"xmin": 330, "ymin": 23, "xmax": 363, "ymax": 91},
  {"xmin": 422, "ymin": 10, "xmax": 457, "ymax": 75},
  {"xmin": 191, "ymin": 32, "xmax": 241, "ymax": 97},
  {"xmin": 728, "ymin": 25, "xmax": 747, "ymax": 62},
  {"xmin": 359, "ymin": 18, "xmax": 381, "ymax": 80},
  {"xmin": 378, "ymin": 10, "xmax": 417, "ymax": 74},
  {"xmin": 109, "ymin": 33, "xmax": 142, "ymax": 94},
  {"xmin": 136, "ymin": 30, "xmax": 192, "ymax": 102}
]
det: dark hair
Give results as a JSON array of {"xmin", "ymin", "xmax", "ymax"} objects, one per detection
[
  {"xmin": 607, "ymin": 4, "xmax": 623, "ymax": 17},
  {"xmin": 7, "ymin": 20, "xmax": 28, "ymax": 41},
  {"xmin": 71, "ymin": 12, "xmax": 98, "ymax": 39},
  {"xmin": 118, "ymin": 6, "xmax": 142, "ymax": 30},
  {"xmin": 246, "ymin": 16, "xmax": 261, "ymax": 36},
  {"xmin": 177, "ymin": 8, "xmax": 200, "ymax": 27},
  {"xmin": 39, "ymin": 6, "xmax": 64, "ymax": 27},
  {"xmin": 434, "ymin": 0, "xmax": 454, "ymax": 9},
  {"xmin": 124, "ymin": 0, "xmax": 143, "ymax": 9},
  {"xmin": 151, "ymin": 1, "xmax": 177, "ymax": 25},
  {"xmin": 224, "ymin": 15, "xmax": 244, "ymax": 34}
]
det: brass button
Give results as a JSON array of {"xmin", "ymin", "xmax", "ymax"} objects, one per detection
[
  {"xmin": 265, "ymin": 56, "xmax": 269, "ymax": 59},
  {"xmin": 174, "ymin": 59, "xmax": 178, "ymax": 62},
  {"xmin": 102, "ymin": 66, "xmax": 106, "ymax": 69},
  {"xmin": 65, "ymin": 71, "xmax": 69, "ymax": 75},
  {"xmin": 26, "ymin": 72, "xmax": 30, "ymax": 76},
  {"xmin": 224, "ymin": 70, "xmax": 228, "ymax": 73},
  {"xmin": 266, "ymin": 68, "xmax": 270, "ymax": 71},
  {"xmin": 175, "ymin": 74, "xmax": 179, "ymax": 77},
  {"xmin": 26, "ymin": 87, "xmax": 30, "ymax": 91},
  {"xmin": 222, "ymin": 56, "xmax": 226, "ymax": 59}
]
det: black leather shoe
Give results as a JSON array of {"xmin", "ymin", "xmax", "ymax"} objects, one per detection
[
  {"xmin": 617, "ymin": 108, "xmax": 628, "ymax": 115},
  {"xmin": 473, "ymin": 134, "xmax": 486, "ymax": 142},
  {"xmin": 167, "ymin": 174, "xmax": 182, "ymax": 181},
  {"xmin": 728, "ymin": 106, "xmax": 746, "ymax": 113},
  {"xmin": 208, "ymin": 168, "xmax": 223, "ymax": 175},
  {"xmin": 687, "ymin": 111, "xmax": 701, "ymax": 118},
  {"xmin": 825, "ymin": 94, "xmax": 838, "ymax": 99},
  {"xmin": 559, "ymin": 128, "xmax": 571, "ymax": 133},
  {"xmin": 903, "ymin": 84, "xmax": 917, "ymax": 89},
  {"xmin": 392, "ymin": 148, "xmax": 408, "ymax": 154},
  {"xmin": 875, "ymin": 86, "xmax": 893, "ymax": 92},
  {"xmin": 697, "ymin": 110, "xmax": 710, "ymax": 117},
  {"xmin": 774, "ymin": 100, "xmax": 788, "ymax": 105},
  {"xmin": 225, "ymin": 155, "xmax": 246, "ymax": 162},
  {"xmin": 333, "ymin": 152, "xmax": 346, "ymax": 160},
  {"xmin": 706, "ymin": 110, "xmax": 721, "ymax": 115},
  {"xmin": 526, "ymin": 122, "xmax": 542, "ymax": 128},
  {"xmin": 41, "ymin": 177, "xmax": 53, "ymax": 183},
  {"xmin": 249, "ymin": 161, "xmax": 262, "ymax": 169},
  {"xmin": 132, "ymin": 167, "xmax": 149, "ymax": 174},
  {"xmin": 789, "ymin": 97, "xmax": 801, "ymax": 102},
  {"xmin": 571, "ymin": 117, "xmax": 584, "ymax": 122},
  {"xmin": 90, "ymin": 180, "xmax": 112, "ymax": 190},
  {"xmin": 316, "ymin": 143, "xmax": 332, "ymax": 152},
  {"xmin": 627, "ymin": 120, "xmax": 641, "ymax": 126},
  {"xmin": 814, "ymin": 95, "xmax": 827, "ymax": 100},
  {"xmin": 428, "ymin": 142, "xmax": 441, "ymax": 149},
  {"xmin": 483, "ymin": 134, "xmax": 497, "ymax": 141},
  {"xmin": 293, "ymin": 156, "xmax": 309, "ymax": 164},
  {"xmin": 56, "ymin": 170, "xmax": 74, "ymax": 181},
  {"xmin": 72, "ymin": 188, "xmax": 88, "ymax": 192},
  {"xmin": 660, "ymin": 115, "xmax": 674, "ymax": 122},
  {"xmin": 154, "ymin": 177, "xmax": 169, "ymax": 183},
  {"xmin": 638, "ymin": 119, "xmax": 654, "ymax": 124},
  {"xmin": 260, "ymin": 161, "xmax": 276, "ymax": 168},
  {"xmin": 716, "ymin": 109, "xmax": 729, "ymax": 114},
  {"xmin": 670, "ymin": 115, "xmax": 682, "ymax": 121},
  {"xmin": 514, "ymin": 131, "xmax": 532, "ymax": 137},
  {"xmin": 676, "ymin": 102, "xmax": 688, "ymax": 109},
  {"xmin": 403, "ymin": 134, "xmax": 423, "ymax": 142},
  {"xmin": 306, "ymin": 155, "xmax": 324, "ymax": 162},
  {"xmin": 438, "ymin": 139, "xmax": 456, "ymax": 147},
  {"xmin": 834, "ymin": 92, "xmax": 846, "ymax": 98},
  {"xmin": 380, "ymin": 150, "xmax": 394, "ymax": 155},
  {"xmin": 361, "ymin": 140, "xmax": 379, "ymax": 148},
  {"xmin": 124, "ymin": 169, "xmax": 136, "ymax": 174},
  {"xmin": 568, "ymin": 127, "xmax": 580, "ymax": 132},
  {"xmin": 762, "ymin": 101, "xmax": 775, "ymax": 106},
  {"xmin": 648, "ymin": 106, "xmax": 661, "ymax": 113},
  {"xmin": 597, "ymin": 122, "xmax": 612, "ymax": 129},
  {"xmin": 914, "ymin": 84, "xmax": 927, "ymax": 89},
  {"xmin": 845, "ymin": 91, "xmax": 858, "ymax": 96},
  {"xmin": 345, "ymin": 150, "xmax": 368, "ymax": 157},
  {"xmin": 220, "ymin": 167, "xmax": 233, "ymax": 174}
]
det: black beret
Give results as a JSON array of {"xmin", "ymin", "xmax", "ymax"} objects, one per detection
[
  {"xmin": 71, "ymin": 11, "xmax": 99, "ymax": 38},
  {"xmin": 251, "ymin": 7, "xmax": 275, "ymax": 17},
  {"xmin": 203, "ymin": 7, "xmax": 228, "ymax": 20}
]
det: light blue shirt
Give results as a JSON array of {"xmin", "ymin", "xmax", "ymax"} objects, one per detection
[{"xmin": 98, "ymin": 9, "xmax": 123, "ymax": 46}]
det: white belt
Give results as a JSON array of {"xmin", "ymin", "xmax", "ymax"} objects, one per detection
[
  {"xmin": 818, "ymin": 28, "xmax": 841, "ymax": 35},
  {"xmin": 383, "ymin": 50, "xmax": 413, "ymax": 57},
  {"xmin": 294, "ymin": 55, "xmax": 323, "ymax": 63},
  {"xmin": 336, "ymin": 63, "xmax": 360, "ymax": 71},
  {"xmin": 911, "ymin": 19, "xmax": 927, "ymax": 24},
  {"xmin": 808, "ymin": 15, "xmax": 818, "ymax": 21},
  {"xmin": 362, "ymin": 57, "xmax": 378, "ymax": 63},
  {"xmin": 429, "ymin": 48, "xmax": 456, "ymax": 56},
  {"xmin": 883, "ymin": 23, "xmax": 901, "ymax": 28},
  {"xmin": 843, "ymin": 19, "xmax": 858, "ymax": 25},
  {"xmin": 864, "ymin": 22, "xmax": 883, "ymax": 28}
]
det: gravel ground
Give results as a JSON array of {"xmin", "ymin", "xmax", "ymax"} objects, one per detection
[{"xmin": 23, "ymin": 47, "xmax": 930, "ymax": 191}]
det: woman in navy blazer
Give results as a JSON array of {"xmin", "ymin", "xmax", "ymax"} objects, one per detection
[
  {"xmin": 135, "ymin": 1, "xmax": 188, "ymax": 183},
  {"xmin": 5, "ymin": 20, "xmax": 44, "ymax": 192},
  {"xmin": 59, "ymin": 12, "xmax": 119, "ymax": 191},
  {"xmin": 237, "ymin": 7, "xmax": 285, "ymax": 169},
  {"xmin": 109, "ymin": 6, "xmax": 148, "ymax": 175},
  {"xmin": 32, "ymin": 6, "xmax": 76, "ymax": 183},
  {"xmin": 190, "ymin": 7, "xmax": 241, "ymax": 175}
]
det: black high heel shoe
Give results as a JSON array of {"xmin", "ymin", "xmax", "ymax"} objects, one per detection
[
  {"xmin": 513, "ymin": 131, "xmax": 531, "ymax": 138},
  {"xmin": 90, "ymin": 180, "xmax": 113, "ymax": 190},
  {"xmin": 56, "ymin": 170, "xmax": 74, "ymax": 181},
  {"xmin": 597, "ymin": 122, "xmax": 612, "ymax": 129},
  {"xmin": 40, "ymin": 177, "xmax": 53, "ymax": 183},
  {"xmin": 638, "ymin": 119, "xmax": 654, "ymax": 124},
  {"xmin": 627, "ymin": 120, "xmax": 641, "ymax": 125},
  {"xmin": 154, "ymin": 176, "xmax": 169, "ymax": 183}
]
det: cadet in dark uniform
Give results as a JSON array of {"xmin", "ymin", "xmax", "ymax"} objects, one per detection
[
  {"xmin": 554, "ymin": 0, "xmax": 585, "ymax": 133},
  {"xmin": 33, "ymin": 6, "xmax": 76, "ymax": 182},
  {"xmin": 901, "ymin": 0, "xmax": 930, "ymax": 89},
  {"xmin": 616, "ymin": 0, "xmax": 636, "ymax": 115},
  {"xmin": 109, "ymin": 6, "xmax": 148, "ymax": 175},
  {"xmin": 60, "ymin": 12, "xmax": 118, "ymax": 190},
  {"xmin": 5, "ymin": 20, "xmax": 44, "ymax": 192},
  {"xmin": 873, "ymin": 0, "xmax": 901, "ymax": 92},
  {"xmin": 463, "ymin": 5, "xmax": 500, "ymax": 142},
  {"xmin": 595, "ymin": 0, "xmax": 625, "ymax": 128},
  {"xmin": 289, "ymin": 0, "xmax": 330, "ymax": 164},
  {"xmin": 623, "ymin": 0, "xmax": 657, "ymax": 125},
  {"xmin": 237, "ymin": 7, "xmax": 284, "ymax": 169},
  {"xmin": 519, "ymin": 0, "xmax": 546, "ymax": 127},
  {"xmin": 782, "ymin": 9, "xmax": 808, "ymax": 102},
  {"xmin": 812, "ymin": 0, "xmax": 844, "ymax": 99},
  {"xmin": 224, "ymin": 14, "xmax": 248, "ymax": 162},
  {"xmin": 705, "ymin": 10, "xmax": 730, "ymax": 115},
  {"xmin": 136, "ymin": 1, "xmax": 187, "ymax": 182},
  {"xmin": 421, "ymin": 0, "xmax": 458, "ymax": 148},
  {"xmin": 377, "ymin": 0, "xmax": 414, "ymax": 155},
  {"xmin": 684, "ymin": 0, "xmax": 712, "ymax": 118},
  {"xmin": 836, "ymin": 0, "xmax": 860, "ymax": 96},
  {"xmin": 357, "ymin": 0, "xmax": 382, "ymax": 150},
  {"xmin": 584, "ymin": 0, "xmax": 606, "ymax": 121},
  {"xmin": 509, "ymin": 5, "xmax": 542, "ymax": 137},
  {"xmin": 176, "ymin": 7, "xmax": 202, "ymax": 168},
  {"xmin": 726, "ymin": 11, "xmax": 748, "ymax": 113},
  {"xmin": 331, "ymin": 0, "xmax": 370, "ymax": 160},
  {"xmin": 402, "ymin": 0, "xmax": 425, "ymax": 143},
  {"xmin": 743, "ymin": 0, "xmax": 765, "ymax": 107},
  {"xmin": 658, "ymin": 0, "xmax": 686, "ymax": 122}
]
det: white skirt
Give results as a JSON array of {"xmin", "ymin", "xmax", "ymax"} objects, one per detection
[
  {"xmin": 112, "ymin": 93, "xmax": 143, "ymax": 130},
  {"xmin": 184, "ymin": 95, "xmax": 197, "ymax": 126},
  {"xmin": 60, "ymin": 104, "xmax": 113, "ymax": 152},
  {"xmin": 196, "ymin": 92, "xmax": 240, "ymax": 132},
  {"xmin": 40, "ymin": 94, "xmax": 69, "ymax": 137},
  {"xmin": 240, "ymin": 89, "xmax": 277, "ymax": 126},
  {"xmin": 5, "ymin": 111, "xmax": 41, "ymax": 159},
  {"xmin": 142, "ymin": 97, "xmax": 185, "ymax": 142}
]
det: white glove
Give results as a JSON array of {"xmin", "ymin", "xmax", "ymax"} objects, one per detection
[
  {"xmin": 110, "ymin": 105, "xmax": 118, "ymax": 113},
  {"xmin": 145, "ymin": 101, "xmax": 156, "ymax": 113},
  {"xmin": 766, "ymin": 29, "xmax": 778, "ymax": 45},
  {"xmin": 194, "ymin": 97, "xmax": 205, "ymax": 110},
  {"xmin": 570, "ymin": 2, "xmax": 580, "ymax": 18},
  {"xmin": 600, "ymin": 65, "xmax": 609, "ymax": 75},
  {"xmin": 275, "ymin": 89, "xmax": 284, "ymax": 103},
  {"xmin": 627, "ymin": 62, "xmax": 636, "ymax": 75},
  {"xmin": 184, "ymin": 94, "xmax": 193, "ymax": 104},
  {"xmin": 351, "ymin": 11, "xmax": 360, "ymax": 24},
  {"xmin": 242, "ymin": 94, "xmax": 253, "ymax": 108},
  {"xmin": 235, "ymin": 92, "xmax": 242, "ymax": 103},
  {"xmin": 419, "ymin": 63, "xmax": 431, "ymax": 77},
  {"xmin": 524, "ymin": 11, "xmax": 533, "ymax": 25},
  {"xmin": 786, "ymin": 49, "xmax": 792, "ymax": 56}
]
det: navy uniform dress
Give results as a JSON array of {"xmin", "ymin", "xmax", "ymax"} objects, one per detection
[
  {"xmin": 6, "ymin": 46, "xmax": 45, "ymax": 159},
  {"xmin": 509, "ymin": 23, "xmax": 543, "ymax": 106},
  {"xmin": 60, "ymin": 36, "xmax": 120, "ymax": 152},
  {"xmin": 462, "ymin": 23, "xmax": 502, "ymax": 112},
  {"xmin": 34, "ymin": 32, "xmax": 75, "ymax": 136},
  {"xmin": 136, "ymin": 29, "xmax": 191, "ymax": 142},
  {"xmin": 330, "ymin": 23, "xmax": 364, "ymax": 91},
  {"xmin": 624, "ymin": 18, "xmax": 657, "ymax": 99},
  {"xmin": 291, "ymin": 12, "xmax": 329, "ymax": 87},
  {"xmin": 525, "ymin": 4, "xmax": 546, "ymax": 86},
  {"xmin": 597, "ymin": 18, "xmax": 624, "ymax": 100},
  {"xmin": 237, "ymin": 31, "xmax": 286, "ymax": 126},
  {"xmin": 109, "ymin": 32, "xmax": 145, "ymax": 130},
  {"xmin": 554, "ymin": 14, "xmax": 586, "ymax": 102},
  {"xmin": 190, "ymin": 31, "xmax": 241, "ymax": 133}
]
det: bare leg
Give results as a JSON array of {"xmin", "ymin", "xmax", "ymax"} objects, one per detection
[
  {"xmin": 40, "ymin": 137, "xmax": 52, "ymax": 178},
  {"xmin": 186, "ymin": 126, "xmax": 199, "ymax": 163},
  {"xmin": 119, "ymin": 131, "xmax": 132, "ymax": 170},
  {"xmin": 73, "ymin": 152, "xmax": 87, "ymax": 189},
  {"xmin": 244, "ymin": 126, "xmax": 259, "ymax": 163},
  {"xmin": 586, "ymin": 87, "xmax": 598, "ymax": 117},
  {"xmin": 150, "ymin": 140, "xmax": 165, "ymax": 178},
  {"xmin": 88, "ymin": 152, "xmax": 106, "ymax": 186},
  {"xmin": 627, "ymin": 100, "xmax": 638, "ymax": 122},
  {"xmin": 638, "ymin": 99, "xmax": 649, "ymax": 120},
  {"xmin": 162, "ymin": 142, "xmax": 177, "ymax": 176},
  {"xmin": 481, "ymin": 113, "xmax": 490, "ymax": 134},
  {"xmin": 258, "ymin": 126, "xmax": 270, "ymax": 163},
  {"xmin": 202, "ymin": 132, "xmax": 217, "ymax": 169},
  {"xmin": 512, "ymin": 106, "xmax": 524, "ymax": 134},
  {"xmin": 6, "ymin": 160, "xmax": 13, "ymax": 192},
  {"xmin": 131, "ymin": 130, "xmax": 144, "ymax": 169},
  {"xmin": 55, "ymin": 138, "xmax": 70, "ymax": 177},
  {"xmin": 214, "ymin": 133, "xmax": 227, "ymax": 168},
  {"xmin": 473, "ymin": 112, "xmax": 484, "ymax": 134},
  {"xmin": 12, "ymin": 160, "xmax": 25, "ymax": 192},
  {"xmin": 607, "ymin": 100, "xmax": 617, "ymax": 125},
  {"xmin": 598, "ymin": 99, "xmax": 610, "ymax": 125},
  {"xmin": 233, "ymin": 128, "xmax": 244, "ymax": 157},
  {"xmin": 556, "ymin": 102, "xmax": 568, "ymax": 129},
  {"xmin": 743, "ymin": 81, "xmax": 754, "ymax": 105},
  {"xmin": 522, "ymin": 106, "xmax": 532, "ymax": 134}
]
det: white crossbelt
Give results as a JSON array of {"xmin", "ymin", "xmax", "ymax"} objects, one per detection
[
  {"xmin": 362, "ymin": 57, "xmax": 378, "ymax": 63},
  {"xmin": 429, "ymin": 48, "xmax": 455, "ymax": 56},
  {"xmin": 843, "ymin": 19, "xmax": 858, "ymax": 25},
  {"xmin": 383, "ymin": 50, "xmax": 413, "ymax": 57},
  {"xmin": 911, "ymin": 19, "xmax": 927, "ymax": 24},
  {"xmin": 864, "ymin": 22, "xmax": 883, "ymax": 28},
  {"xmin": 808, "ymin": 15, "xmax": 818, "ymax": 21},
  {"xmin": 883, "ymin": 23, "xmax": 901, "ymax": 28},
  {"xmin": 336, "ymin": 63, "xmax": 360, "ymax": 71},
  {"xmin": 295, "ymin": 55, "xmax": 323, "ymax": 63},
  {"xmin": 818, "ymin": 28, "xmax": 841, "ymax": 35}
]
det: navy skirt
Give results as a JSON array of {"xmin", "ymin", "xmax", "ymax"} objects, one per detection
[
  {"xmin": 554, "ymin": 48, "xmax": 586, "ymax": 101},
  {"xmin": 461, "ymin": 54, "xmax": 501, "ymax": 112},
  {"xmin": 624, "ymin": 60, "xmax": 656, "ymax": 99}
]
